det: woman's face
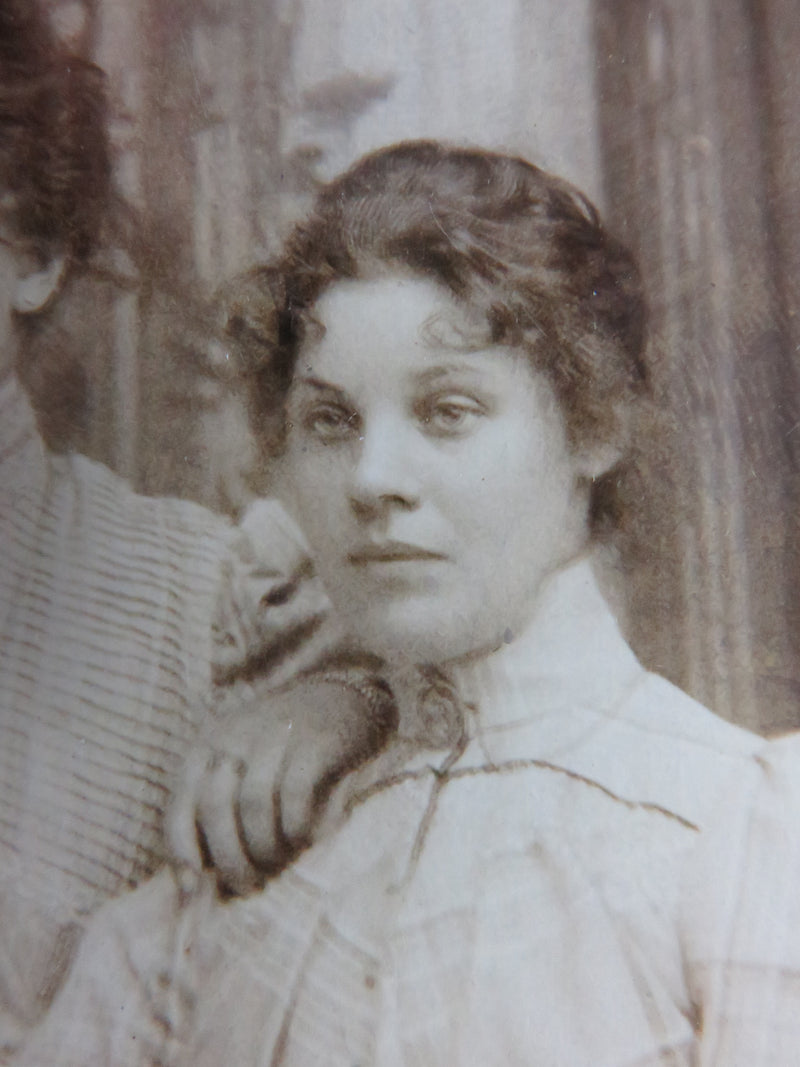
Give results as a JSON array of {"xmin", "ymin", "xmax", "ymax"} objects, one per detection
[{"xmin": 277, "ymin": 275, "xmax": 594, "ymax": 664}]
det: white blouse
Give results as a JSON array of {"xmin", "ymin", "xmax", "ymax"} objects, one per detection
[{"xmin": 14, "ymin": 559, "xmax": 774, "ymax": 1066}]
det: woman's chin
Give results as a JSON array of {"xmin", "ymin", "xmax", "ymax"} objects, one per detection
[{"xmin": 341, "ymin": 605, "xmax": 493, "ymax": 667}]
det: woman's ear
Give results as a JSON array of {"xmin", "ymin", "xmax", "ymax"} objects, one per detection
[
  {"xmin": 574, "ymin": 403, "xmax": 631, "ymax": 481},
  {"xmin": 12, "ymin": 254, "xmax": 67, "ymax": 315},
  {"xmin": 575, "ymin": 439, "xmax": 625, "ymax": 482}
]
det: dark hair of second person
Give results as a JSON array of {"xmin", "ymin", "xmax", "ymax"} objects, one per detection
[{"xmin": 0, "ymin": 0, "xmax": 110, "ymax": 262}]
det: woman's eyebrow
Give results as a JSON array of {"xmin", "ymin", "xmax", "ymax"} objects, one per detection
[
  {"xmin": 294, "ymin": 376, "xmax": 352, "ymax": 404},
  {"xmin": 296, "ymin": 376, "xmax": 344, "ymax": 394},
  {"xmin": 414, "ymin": 361, "xmax": 489, "ymax": 387}
]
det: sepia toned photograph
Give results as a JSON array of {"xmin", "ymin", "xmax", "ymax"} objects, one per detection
[{"xmin": 2, "ymin": 0, "xmax": 800, "ymax": 1062}]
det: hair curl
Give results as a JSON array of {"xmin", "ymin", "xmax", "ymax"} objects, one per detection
[{"xmin": 0, "ymin": 0, "xmax": 111, "ymax": 261}]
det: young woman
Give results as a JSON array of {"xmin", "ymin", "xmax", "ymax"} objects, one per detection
[{"xmin": 13, "ymin": 141, "xmax": 780, "ymax": 1066}]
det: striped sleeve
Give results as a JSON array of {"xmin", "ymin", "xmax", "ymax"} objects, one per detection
[
  {"xmin": 0, "ymin": 373, "xmax": 48, "ymax": 515},
  {"xmin": 0, "ymin": 375, "xmax": 233, "ymax": 921}
]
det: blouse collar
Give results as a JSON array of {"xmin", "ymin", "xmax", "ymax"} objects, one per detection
[{"xmin": 444, "ymin": 554, "xmax": 642, "ymax": 737}]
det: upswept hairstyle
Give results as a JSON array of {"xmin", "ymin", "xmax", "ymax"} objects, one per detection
[
  {"xmin": 0, "ymin": 0, "xmax": 110, "ymax": 261},
  {"xmin": 229, "ymin": 141, "xmax": 647, "ymax": 459}
]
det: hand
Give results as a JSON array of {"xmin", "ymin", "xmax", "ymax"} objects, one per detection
[
  {"xmin": 211, "ymin": 499, "xmax": 333, "ymax": 685},
  {"xmin": 165, "ymin": 666, "xmax": 397, "ymax": 897}
]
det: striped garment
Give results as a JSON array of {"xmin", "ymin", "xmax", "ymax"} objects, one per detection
[{"xmin": 0, "ymin": 372, "xmax": 234, "ymax": 1035}]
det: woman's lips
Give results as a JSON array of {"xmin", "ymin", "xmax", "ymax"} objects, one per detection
[{"xmin": 347, "ymin": 541, "xmax": 447, "ymax": 565}]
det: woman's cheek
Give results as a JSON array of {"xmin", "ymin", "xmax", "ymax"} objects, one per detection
[{"xmin": 292, "ymin": 455, "xmax": 348, "ymax": 538}]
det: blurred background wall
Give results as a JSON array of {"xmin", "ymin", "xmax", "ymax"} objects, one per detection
[{"xmin": 31, "ymin": 0, "xmax": 800, "ymax": 735}]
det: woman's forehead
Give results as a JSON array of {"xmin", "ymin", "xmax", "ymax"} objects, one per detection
[
  {"xmin": 295, "ymin": 278, "xmax": 540, "ymax": 402},
  {"xmin": 298, "ymin": 307, "xmax": 541, "ymax": 413},
  {"xmin": 312, "ymin": 275, "xmax": 478, "ymax": 329},
  {"xmin": 303, "ymin": 275, "xmax": 495, "ymax": 368}
]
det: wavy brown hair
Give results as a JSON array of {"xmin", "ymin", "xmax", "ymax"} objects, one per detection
[{"xmin": 226, "ymin": 140, "xmax": 649, "ymax": 532}]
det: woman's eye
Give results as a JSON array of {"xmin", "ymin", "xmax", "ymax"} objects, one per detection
[
  {"xmin": 303, "ymin": 404, "xmax": 359, "ymax": 441},
  {"xmin": 420, "ymin": 396, "xmax": 487, "ymax": 436}
]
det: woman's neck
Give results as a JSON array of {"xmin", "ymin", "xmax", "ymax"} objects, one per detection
[{"xmin": 379, "ymin": 551, "xmax": 615, "ymax": 743}]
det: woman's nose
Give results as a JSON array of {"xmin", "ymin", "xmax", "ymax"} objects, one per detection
[{"xmin": 348, "ymin": 424, "xmax": 421, "ymax": 515}]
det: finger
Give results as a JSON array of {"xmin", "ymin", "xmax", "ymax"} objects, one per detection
[
  {"xmin": 195, "ymin": 755, "xmax": 262, "ymax": 896},
  {"xmin": 212, "ymin": 568, "xmax": 332, "ymax": 686},
  {"xmin": 253, "ymin": 572, "xmax": 330, "ymax": 639},
  {"xmin": 260, "ymin": 614, "xmax": 348, "ymax": 691},
  {"xmin": 164, "ymin": 748, "xmax": 211, "ymax": 872},
  {"xmin": 237, "ymin": 747, "xmax": 294, "ymax": 871},
  {"xmin": 278, "ymin": 741, "xmax": 336, "ymax": 850}
]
